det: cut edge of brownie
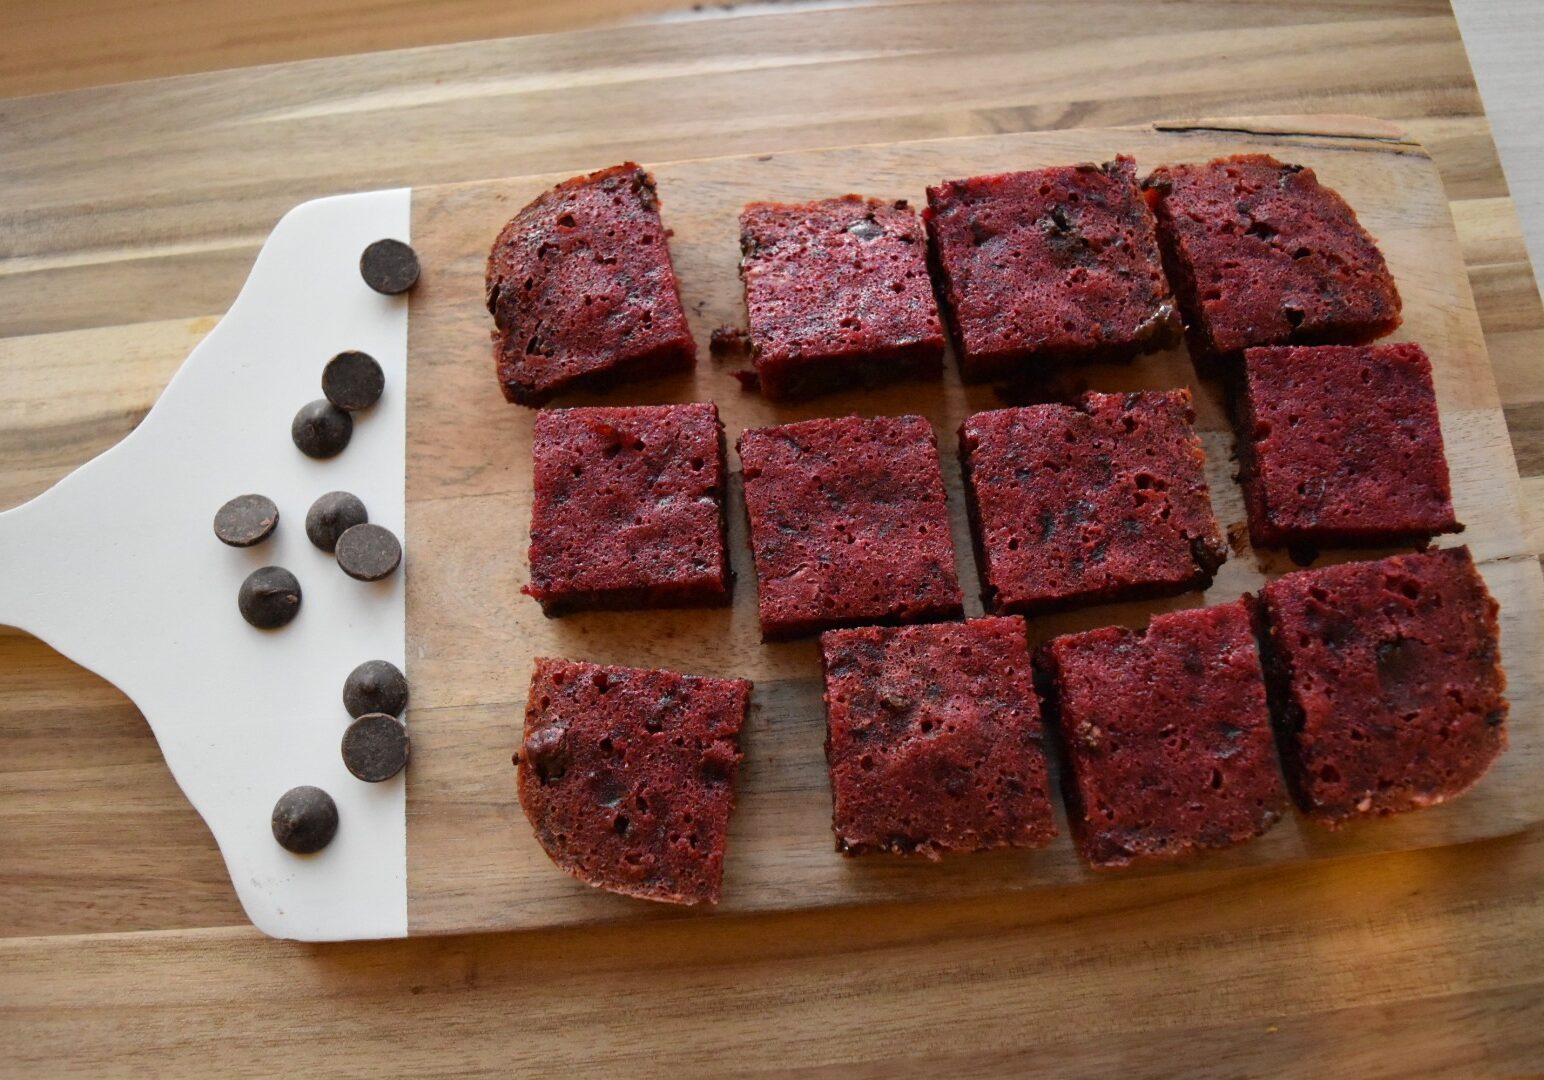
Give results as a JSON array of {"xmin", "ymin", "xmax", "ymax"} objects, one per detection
[
  {"xmin": 497, "ymin": 339, "xmax": 697, "ymax": 408},
  {"xmin": 751, "ymin": 337, "xmax": 946, "ymax": 401}
]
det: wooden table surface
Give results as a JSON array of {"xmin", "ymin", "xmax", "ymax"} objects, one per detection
[{"xmin": 3, "ymin": 1, "xmax": 1543, "ymax": 1075}]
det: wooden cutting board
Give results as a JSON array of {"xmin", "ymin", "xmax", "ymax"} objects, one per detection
[{"xmin": 405, "ymin": 117, "xmax": 1539, "ymax": 935}]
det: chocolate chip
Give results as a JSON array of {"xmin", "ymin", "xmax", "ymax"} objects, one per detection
[
  {"xmin": 292, "ymin": 399, "xmax": 353, "ymax": 459},
  {"xmin": 522, "ymin": 724, "xmax": 570, "ymax": 785},
  {"xmin": 213, "ymin": 494, "xmax": 279, "ymax": 547},
  {"xmin": 360, "ymin": 239, "xmax": 420, "ymax": 295},
  {"xmin": 305, "ymin": 491, "xmax": 369, "ymax": 552},
  {"xmin": 335, "ymin": 523, "xmax": 401, "ymax": 581},
  {"xmin": 322, "ymin": 350, "xmax": 385, "ymax": 412},
  {"xmin": 271, "ymin": 785, "xmax": 338, "ymax": 854},
  {"xmin": 238, "ymin": 566, "xmax": 302, "ymax": 629},
  {"xmin": 1287, "ymin": 543, "xmax": 1319, "ymax": 568},
  {"xmin": 341, "ymin": 713, "xmax": 410, "ymax": 782},
  {"xmin": 344, "ymin": 659, "xmax": 409, "ymax": 719}
]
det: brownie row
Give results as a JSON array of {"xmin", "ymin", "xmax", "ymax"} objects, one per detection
[
  {"xmin": 486, "ymin": 155, "xmax": 1401, "ymax": 405},
  {"xmin": 515, "ymin": 545, "xmax": 1508, "ymax": 903},
  {"xmin": 525, "ymin": 368, "xmax": 1459, "ymax": 642}
]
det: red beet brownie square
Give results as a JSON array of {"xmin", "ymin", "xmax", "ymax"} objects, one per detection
[
  {"xmin": 1143, "ymin": 154, "xmax": 1401, "ymax": 361},
  {"xmin": 524, "ymin": 403, "xmax": 730, "ymax": 616},
  {"xmin": 1035, "ymin": 600, "xmax": 1287, "ymax": 869},
  {"xmin": 1237, "ymin": 343, "xmax": 1460, "ymax": 548},
  {"xmin": 486, "ymin": 163, "xmax": 697, "ymax": 405},
  {"xmin": 737, "ymin": 414, "xmax": 964, "ymax": 642},
  {"xmin": 820, "ymin": 617, "xmax": 1056, "ymax": 858},
  {"xmin": 1253, "ymin": 546, "xmax": 1507, "ymax": 827},
  {"xmin": 516, "ymin": 657, "xmax": 751, "ymax": 906},
  {"xmin": 924, "ymin": 156, "xmax": 1180, "ymax": 382},
  {"xmin": 959, "ymin": 390, "xmax": 1226, "ymax": 615},
  {"xmin": 737, "ymin": 196, "xmax": 946, "ymax": 400}
]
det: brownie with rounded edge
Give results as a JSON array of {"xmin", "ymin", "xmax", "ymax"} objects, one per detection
[
  {"xmin": 524, "ymin": 403, "xmax": 730, "ymax": 616},
  {"xmin": 738, "ymin": 196, "xmax": 945, "ymax": 399},
  {"xmin": 1036, "ymin": 599, "xmax": 1287, "ymax": 869},
  {"xmin": 1143, "ymin": 154, "xmax": 1401, "ymax": 361},
  {"xmin": 1237, "ymin": 343, "xmax": 1460, "ymax": 547},
  {"xmin": 959, "ymin": 390, "xmax": 1226, "ymax": 615},
  {"xmin": 1253, "ymin": 546, "xmax": 1507, "ymax": 827},
  {"xmin": 737, "ymin": 414, "xmax": 964, "ymax": 642},
  {"xmin": 486, "ymin": 163, "xmax": 696, "ymax": 405},
  {"xmin": 924, "ymin": 157, "xmax": 1180, "ymax": 382},
  {"xmin": 820, "ymin": 616, "xmax": 1055, "ymax": 858},
  {"xmin": 516, "ymin": 657, "xmax": 751, "ymax": 906}
]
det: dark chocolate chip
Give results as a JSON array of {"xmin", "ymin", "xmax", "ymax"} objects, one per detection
[
  {"xmin": 1287, "ymin": 543, "xmax": 1319, "ymax": 568},
  {"xmin": 322, "ymin": 350, "xmax": 385, "ymax": 412},
  {"xmin": 213, "ymin": 493, "xmax": 279, "ymax": 547},
  {"xmin": 335, "ymin": 523, "xmax": 401, "ymax": 581},
  {"xmin": 359, "ymin": 238, "xmax": 420, "ymax": 295},
  {"xmin": 341, "ymin": 713, "xmax": 410, "ymax": 782},
  {"xmin": 238, "ymin": 566, "xmax": 302, "ymax": 629},
  {"xmin": 271, "ymin": 785, "xmax": 338, "ymax": 854},
  {"xmin": 292, "ymin": 399, "xmax": 353, "ymax": 459},
  {"xmin": 522, "ymin": 724, "xmax": 570, "ymax": 785},
  {"xmin": 343, "ymin": 659, "xmax": 409, "ymax": 719},
  {"xmin": 305, "ymin": 491, "xmax": 369, "ymax": 553}
]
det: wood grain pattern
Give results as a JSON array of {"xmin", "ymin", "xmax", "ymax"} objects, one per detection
[
  {"xmin": 0, "ymin": 0, "xmax": 694, "ymax": 98},
  {"xmin": 405, "ymin": 121, "xmax": 1541, "ymax": 934},
  {"xmin": 4, "ymin": 0, "xmax": 1544, "ymax": 1074}
]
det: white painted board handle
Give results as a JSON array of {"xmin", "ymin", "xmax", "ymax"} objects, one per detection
[{"xmin": 0, "ymin": 190, "xmax": 412, "ymax": 941}]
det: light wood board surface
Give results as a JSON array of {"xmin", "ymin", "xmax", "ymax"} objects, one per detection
[
  {"xmin": 5, "ymin": 1, "xmax": 1544, "ymax": 1075},
  {"xmin": 406, "ymin": 119, "xmax": 1540, "ymax": 934}
]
